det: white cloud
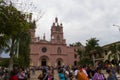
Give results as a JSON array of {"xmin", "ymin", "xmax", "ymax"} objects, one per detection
[{"xmin": 14, "ymin": 0, "xmax": 120, "ymax": 46}]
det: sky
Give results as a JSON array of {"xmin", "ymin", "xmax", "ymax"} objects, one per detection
[{"xmin": 1, "ymin": 0, "xmax": 120, "ymax": 57}]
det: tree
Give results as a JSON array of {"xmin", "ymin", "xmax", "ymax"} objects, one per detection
[
  {"xmin": 77, "ymin": 48, "xmax": 93, "ymax": 65},
  {"xmin": 18, "ymin": 31, "xmax": 31, "ymax": 68},
  {"xmin": 0, "ymin": 2, "xmax": 30, "ymax": 71},
  {"xmin": 69, "ymin": 42, "xmax": 82, "ymax": 46},
  {"xmin": 108, "ymin": 43, "xmax": 120, "ymax": 63},
  {"xmin": 85, "ymin": 38, "xmax": 103, "ymax": 56},
  {"xmin": 0, "ymin": 58, "xmax": 9, "ymax": 67},
  {"xmin": 84, "ymin": 38, "xmax": 103, "ymax": 66}
]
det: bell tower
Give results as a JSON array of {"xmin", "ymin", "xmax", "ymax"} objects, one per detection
[{"xmin": 51, "ymin": 17, "xmax": 66, "ymax": 44}]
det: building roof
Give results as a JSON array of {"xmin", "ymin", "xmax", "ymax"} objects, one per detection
[{"xmin": 102, "ymin": 41, "xmax": 120, "ymax": 48}]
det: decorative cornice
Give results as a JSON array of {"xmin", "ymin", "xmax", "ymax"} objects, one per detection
[
  {"xmin": 50, "ymin": 54, "xmax": 67, "ymax": 56},
  {"xmin": 30, "ymin": 53, "xmax": 39, "ymax": 55}
]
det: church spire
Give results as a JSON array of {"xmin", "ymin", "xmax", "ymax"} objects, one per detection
[
  {"xmin": 51, "ymin": 17, "xmax": 66, "ymax": 44},
  {"xmin": 43, "ymin": 33, "xmax": 46, "ymax": 40},
  {"xmin": 55, "ymin": 17, "xmax": 58, "ymax": 23}
]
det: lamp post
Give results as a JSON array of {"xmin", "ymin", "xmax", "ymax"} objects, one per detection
[
  {"xmin": 113, "ymin": 24, "xmax": 120, "ymax": 61},
  {"xmin": 113, "ymin": 24, "xmax": 120, "ymax": 32}
]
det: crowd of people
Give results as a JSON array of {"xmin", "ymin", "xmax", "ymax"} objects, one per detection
[
  {"xmin": 37, "ymin": 66, "xmax": 54, "ymax": 80},
  {"xmin": 0, "ymin": 61, "xmax": 119, "ymax": 80},
  {"xmin": 0, "ymin": 66, "xmax": 30, "ymax": 80},
  {"xmin": 57, "ymin": 65, "xmax": 118, "ymax": 80},
  {"xmin": 35, "ymin": 61, "xmax": 119, "ymax": 80}
]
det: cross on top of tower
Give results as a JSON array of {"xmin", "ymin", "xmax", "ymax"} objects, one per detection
[{"xmin": 55, "ymin": 17, "xmax": 58, "ymax": 23}]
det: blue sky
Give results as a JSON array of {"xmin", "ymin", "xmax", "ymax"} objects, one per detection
[{"xmin": 2, "ymin": 0, "xmax": 120, "ymax": 57}]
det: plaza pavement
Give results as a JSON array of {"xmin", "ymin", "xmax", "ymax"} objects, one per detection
[{"xmin": 30, "ymin": 70, "xmax": 120, "ymax": 80}]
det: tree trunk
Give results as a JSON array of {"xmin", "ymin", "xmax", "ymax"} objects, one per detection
[
  {"xmin": 9, "ymin": 39, "xmax": 15, "ymax": 71},
  {"xmin": 92, "ymin": 55, "xmax": 95, "ymax": 67},
  {"xmin": 9, "ymin": 53, "xmax": 13, "ymax": 71}
]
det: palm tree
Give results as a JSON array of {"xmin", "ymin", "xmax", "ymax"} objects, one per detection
[
  {"xmin": 85, "ymin": 38, "xmax": 103, "ymax": 66},
  {"xmin": 108, "ymin": 44, "xmax": 120, "ymax": 63},
  {"xmin": 69, "ymin": 42, "xmax": 82, "ymax": 47},
  {"xmin": 85, "ymin": 38, "xmax": 102, "ymax": 56}
]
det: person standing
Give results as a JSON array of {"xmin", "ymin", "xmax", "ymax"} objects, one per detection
[
  {"xmin": 17, "ymin": 68, "xmax": 26, "ymax": 80},
  {"xmin": 9, "ymin": 71, "xmax": 18, "ymax": 80},
  {"xmin": 92, "ymin": 67, "xmax": 106, "ymax": 80},
  {"xmin": 106, "ymin": 69, "xmax": 118, "ymax": 80},
  {"xmin": 77, "ymin": 66, "xmax": 89, "ymax": 80},
  {"xmin": 58, "ymin": 69, "xmax": 66, "ymax": 80},
  {"xmin": 86, "ymin": 65, "xmax": 95, "ymax": 80}
]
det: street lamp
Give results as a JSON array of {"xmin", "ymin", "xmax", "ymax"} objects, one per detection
[
  {"xmin": 112, "ymin": 24, "xmax": 120, "ymax": 63},
  {"xmin": 113, "ymin": 24, "xmax": 120, "ymax": 32}
]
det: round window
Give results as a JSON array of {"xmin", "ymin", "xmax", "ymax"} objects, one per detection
[{"xmin": 41, "ymin": 47, "xmax": 47, "ymax": 53}]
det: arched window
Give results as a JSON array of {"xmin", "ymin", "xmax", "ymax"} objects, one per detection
[
  {"xmin": 57, "ymin": 47, "xmax": 61, "ymax": 54},
  {"xmin": 41, "ymin": 58, "xmax": 46, "ymax": 66},
  {"xmin": 74, "ymin": 54, "xmax": 77, "ymax": 58},
  {"xmin": 74, "ymin": 61, "xmax": 77, "ymax": 66}
]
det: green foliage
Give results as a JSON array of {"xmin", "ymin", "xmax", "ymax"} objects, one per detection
[
  {"xmin": 0, "ymin": 56, "xmax": 29, "ymax": 68},
  {"xmin": 0, "ymin": 59, "xmax": 9, "ymax": 67},
  {"xmin": 77, "ymin": 38, "xmax": 103, "ymax": 65},
  {"xmin": 109, "ymin": 44, "xmax": 117, "ymax": 53},
  {"xmin": 0, "ymin": 1, "xmax": 32, "ymax": 70},
  {"xmin": 85, "ymin": 38, "xmax": 99, "ymax": 53},
  {"xmin": 17, "ymin": 31, "xmax": 31, "ymax": 67},
  {"xmin": 69, "ymin": 42, "xmax": 82, "ymax": 46},
  {"xmin": 13, "ymin": 56, "xmax": 30, "ymax": 68},
  {"xmin": 0, "ymin": 4, "xmax": 29, "ymax": 36},
  {"xmin": 108, "ymin": 43, "xmax": 120, "ymax": 61},
  {"xmin": 0, "ymin": 56, "xmax": 30, "ymax": 68},
  {"xmin": 78, "ymin": 57, "xmax": 93, "ymax": 65},
  {"xmin": 85, "ymin": 38, "xmax": 103, "ymax": 56},
  {"xmin": 0, "ymin": 2, "xmax": 30, "ymax": 51}
]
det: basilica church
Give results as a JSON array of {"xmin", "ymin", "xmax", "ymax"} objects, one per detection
[{"xmin": 30, "ymin": 17, "xmax": 83, "ymax": 67}]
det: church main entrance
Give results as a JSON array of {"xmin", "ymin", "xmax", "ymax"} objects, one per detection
[
  {"xmin": 41, "ymin": 59, "xmax": 46, "ymax": 66},
  {"xmin": 40, "ymin": 56, "xmax": 49, "ymax": 66},
  {"xmin": 57, "ymin": 60, "xmax": 61, "ymax": 66},
  {"xmin": 74, "ymin": 61, "xmax": 77, "ymax": 66},
  {"xmin": 56, "ymin": 58, "xmax": 63, "ymax": 67}
]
